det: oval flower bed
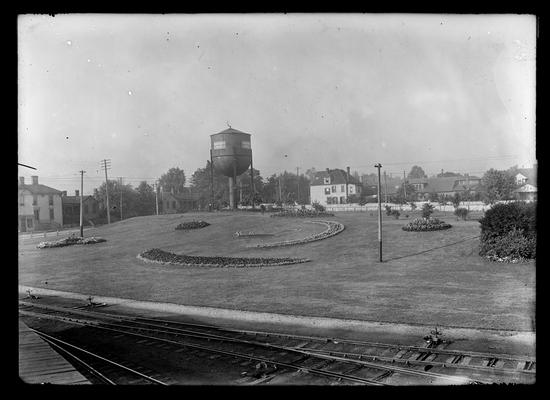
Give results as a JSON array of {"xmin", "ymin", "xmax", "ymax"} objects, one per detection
[
  {"xmin": 175, "ymin": 220, "xmax": 210, "ymax": 230},
  {"xmin": 250, "ymin": 220, "xmax": 344, "ymax": 248},
  {"xmin": 137, "ymin": 248, "xmax": 310, "ymax": 267},
  {"xmin": 402, "ymin": 217, "xmax": 452, "ymax": 232},
  {"xmin": 37, "ymin": 236, "xmax": 107, "ymax": 249},
  {"xmin": 271, "ymin": 209, "xmax": 335, "ymax": 218}
]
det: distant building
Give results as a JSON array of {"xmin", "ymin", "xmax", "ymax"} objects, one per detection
[
  {"xmin": 18, "ymin": 176, "xmax": 63, "ymax": 232},
  {"xmin": 310, "ymin": 168, "xmax": 361, "ymax": 205},
  {"xmin": 514, "ymin": 183, "xmax": 537, "ymax": 201},
  {"xmin": 61, "ymin": 190, "xmax": 100, "ymax": 227},
  {"xmin": 408, "ymin": 174, "xmax": 482, "ymax": 200},
  {"xmin": 162, "ymin": 189, "xmax": 200, "ymax": 213},
  {"xmin": 514, "ymin": 166, "xmax": 537, "ymax": 186}
]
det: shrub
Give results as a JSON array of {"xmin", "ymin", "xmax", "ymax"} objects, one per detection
[
  {"xmin": 421, "ymin": 203, "xmax": 435, "ymax": 219},
  {"xmin": 478, "ymin": 202, "xmax": 536, "ymax": 261},
  {"xmin": 409, "ymin": 202, "xmax": 417, "ymax": 211},
  {"xmin": 385, "ymin": 205, "xmax": 392, "ymax": 216},
  {"xmin": 479, "ymin": 227, "xmax": 536, "ymax": 262},
  {"xmin": 402, "ymin": 217, "xmax": 452, "ymax": 232},
  {"xmin": 391, "ymin": 209, "xmax": 400, "ymax": 219},
  {"xmin": 175, "ymin": 220, "xmax": 210, "ymax": 230},
  {"xmin": 271, "ymin": 209, "xmax": 334, "ymax": 218},
  {"xmin": 312, "ymin": 201, "xmax": 326, "ymax": 212},
  {"xmin": 454, "ymin": 207, "xmax": 469, "ymax": 220}
]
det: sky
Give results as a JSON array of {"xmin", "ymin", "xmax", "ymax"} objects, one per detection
[{"xmin": 18, "ymin": 14, "xmax": 537, "ymax": 195}]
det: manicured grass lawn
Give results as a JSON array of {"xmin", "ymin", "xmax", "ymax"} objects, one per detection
[{"xmin": 18, "ymin": 211, "xmax": 535, "ymax": 331}]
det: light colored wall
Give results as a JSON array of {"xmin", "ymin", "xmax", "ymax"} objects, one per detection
[
  {"xmin": 310, "ymin": 184, "xmax": 360, "ymax": 205},
  {"xmin": 19, "ymin": 191, "xmax": 63, "ymax": 226}
]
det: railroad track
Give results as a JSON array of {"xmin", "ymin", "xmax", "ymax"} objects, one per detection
[
  {"xmin": 19, "ymin": 300, "xmax": 534, "ymax": 385},
  {"xmin": 30, "ymin": 328, "xmax": 168, "ymax": 385}
]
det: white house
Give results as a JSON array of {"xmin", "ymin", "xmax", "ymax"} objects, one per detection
[
  {"xmin": 18, "ymin": 176, "xmax": 63, "ymax": 232},
  {"xmin": 310, "ymin": 168, "xmax": 362, "ymax": 206}
]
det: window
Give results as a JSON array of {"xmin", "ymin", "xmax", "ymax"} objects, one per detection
[
  {"xmin": 331, "ymin": 186, "xmax": 336, "ymax": 193},
  {"xmin": 27, "ymin": 218, "xmax": 33, "ymax": 229},
  {"xmin": 324, "ymin": 187, "xmax": 331, "ymax": 195},
  {"xmin": 340, "ymin": 196, "xmax": 346, "ymax": 204},
  {"xmin": 49, "ymin": 209, "xmax": 54, "ymax": 220},
  {"xmin": 241, "ymin": 141, "xmax": 251, "ymax": 149},
  {"xmin": 349, "ymin": 186, "xmax": 354, "ymax": 193},
  {"xmin": 32, "ymin": 195, "xmax": 37, "ymax": 205},
  {"xmin": 323, "ymin": 177, "xmax": 330, "ymax": 184},
  {"xmin": 213, "ymin": 141, "xmax": 226, "ymax": 150},
  {"xmin": 48, "ymin": 195, "xmax": 53, "ymax": 205},
  {"xmin": 34, "ymin": 209, "xmax": 40, "ymax": 221},
  {"xmin": 357, "ymin": 186, "xmax": 361, "ymax": 193},
  {"xmin": 341, "ymin": 185, "xmax": 345, "ymax": 192}
]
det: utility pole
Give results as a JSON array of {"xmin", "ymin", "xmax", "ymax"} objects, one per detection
[
  {"xmin": 79, "ymin": 170, "xmax": 85, "ymax": 237},
  {"xmin": 210, "ymin": 151, "xmax": 215, "ymax": 211},
  {"xmin": 100, "ymin": 159, "xmax": 111, "ymax": 224},
  {"xmin": 296, "ymin": 167, "xmax": 300, "ymax": 205},
  {"xmin": 375, "ymin": 163, "xmax": 383, "ymax": 262},
  {"xmin": 118, "ymin": 177, "xmax": 123, "ymax": 221},
  {"xmin": 403, "ymin": 170, "xmax": 407, "ymax": 200},
  {"xmin": 278, "ymin": 175, "xmax": 282, "ymax": 204},
  {"xmin": 250, "ymin": 153, "xmax": 255, "ymax": 210},
  {"xmin": 383, "ymin": 170, "xmax": 388, "ymax": 204}
]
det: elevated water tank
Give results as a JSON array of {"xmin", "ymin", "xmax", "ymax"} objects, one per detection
[{"xmin": 210, "ymin": 127, "xmax": 253, "ymax": 209}]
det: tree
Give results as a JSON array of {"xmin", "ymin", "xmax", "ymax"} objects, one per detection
[
  {"xmin": 452, "ymin": 192, "xmax": 461, "ymax": 209},
  {"xmin": 159, "ymin": 167, "xmax": 186, "ymax": 195},
  {"xmin": 135, "ymin": 181, "xmax": 156, "ymax": 216},
  {"xmin": 392, "ymin": 183, "xmax": 416, "ymax": 204},
  {"xmin": 421, "ymin": 203, "xmax": 435, "ymax": 219},
  {"xmin": 93, "ymin": 180, "xmax": 139, "ymax": 221},
  {"xmin": 407, "ymin": 165, "xmax": 427, "ymax": 180},
  {"xmin": 481, "ymin": 169, "xmax": 517, "ymax": 204}
]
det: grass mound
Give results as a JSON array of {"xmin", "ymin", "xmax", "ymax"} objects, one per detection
[{"xmin": 138, "ymin": 248, "xmax": 310, "ymax": 267}]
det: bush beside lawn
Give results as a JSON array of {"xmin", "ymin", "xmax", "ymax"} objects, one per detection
[
  {"xmin": 402, "ymin": 217, "xmax": 452, "ymax": 232},
  {"xmin": 479, "ymin": 202, "xmax": 536, "ymax": 262},
  {"xmin": 37, "ymin": 236, "xmax": 106, "ymax": 249},
  {"xmin": 175, "ymin": 220, "xmax": 210, "ymax": 230}
]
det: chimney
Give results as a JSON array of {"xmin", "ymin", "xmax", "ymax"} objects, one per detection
[
  {"xmin": 19, "ymin": 176, "xmax": 24, "ymax": 185},
  {"xmin": 75, "ymin": 190, "xmax": 79, "ymax": 197},
  {"xmin": 326, "ymin": 168, "xmax": 330, "ymax": 174},
  {"xmin": 31, "ymin": 176, "xmax": 38, "ymax": 185}
]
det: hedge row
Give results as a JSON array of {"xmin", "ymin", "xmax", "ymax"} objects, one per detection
[
  {"xmin": 270, "ymin": 209, "xmax": 335, "ymax": 218},
  {"xmin": 37, "ymin": 236, "xmax": 107, "ymax": 249},
  {"xmin": 250, "ymin": 220, "xmax": 345, "ymax": 248},
  {"xmin": 137, "ymin": 248, "xmax": 310, "ymax": 267},
  {"xmin": 402, "ymin": 218, "xmax": 452, "ymax": 232},
  {"xmin": 479, "ymin": 202, "xmax": 536, "ymax": 261}
]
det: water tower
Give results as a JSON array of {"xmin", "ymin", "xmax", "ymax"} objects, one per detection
[{"xmin": 210, "ymin": 127, "xmax": 254, "ymax": 209}]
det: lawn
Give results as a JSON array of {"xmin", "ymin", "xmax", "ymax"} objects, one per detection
[{"xmin": 18, "ymin": 210, "xmax": 535, "ymax": 332}]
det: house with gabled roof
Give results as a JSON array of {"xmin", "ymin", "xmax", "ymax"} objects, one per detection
[
  {"xmin": 408, "ymin": 174, "xmax": 482, "ymax": 200},
  {"xmin": 61, "ymin": 190, "xmax": 100, "ymax": 227},
  {"xmin": 310, "ymin": 168, "xmax": 362, "ymax": 205},
  {"xmin": 18, "ymin": 176, "xmax": 63, "ymax": 232},
  {"xmin": 162, "ymin": 189, "xmax": 200, "ymax": 213}
]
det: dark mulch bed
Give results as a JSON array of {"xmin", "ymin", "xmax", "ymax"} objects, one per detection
[{"xmin": 138, "ymin": 248, "xmax": 310, "ymax": 267}]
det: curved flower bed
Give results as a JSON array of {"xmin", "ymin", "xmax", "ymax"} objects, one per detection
[
  {"xmin": 402, "ymin": 217, "xmax": 452, "ymax": 232},
  {"xmin": 137, "ymin": 248, "xmax": 310, "ymax": 268},
  {"xmin": 37, "ymin": 236, "xmax": 107, "ymax": 249},
  {"xmin": 270, "ymin": 209, "xmax": 335, "ymax": 218},
  {"xmin": 175, "ymin": 220, "xmax": 210, "ymax": 230},
  {"xmin": 250, "ymin": 220, "xmax": 345, "ymax": 248}
]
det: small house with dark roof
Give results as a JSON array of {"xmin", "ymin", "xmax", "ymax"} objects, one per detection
[
  {"xmin": 310, "ymin": 168, "xmax": 362, "ymax": 205},
  {"xmin": 162, "ymin": 189, "xmax": 200, "ymax": 213},
  {"xmin": 408, "ymin": 175, "xmax": 482, "ymax": 200},
  {"xmin": 61, "ymin": 190, "xmax": 100, "ymax": 227},
  {"xmin": 18, "ymin": 176, "xmax": 63, "ymax": 232}
]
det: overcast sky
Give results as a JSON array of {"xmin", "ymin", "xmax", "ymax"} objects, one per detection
[{"xmin": 18, "ymin": 14, "xmax": 536, "ymax": 194}]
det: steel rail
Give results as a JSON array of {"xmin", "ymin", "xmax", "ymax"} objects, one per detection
[
  {"xmin": 21, "ymin": 310, "xmax": 385, "ymax": 386},
  {"xmin": 29, "ymin": 328, "xmax": 168, "ymax": 385},
  {"xmin": 19, "ymin": 300, "xmax": 536, "ymax": 364},
  {"xmin": 19, "ymin": 301, "xmax": 535, "ymax": 377}
]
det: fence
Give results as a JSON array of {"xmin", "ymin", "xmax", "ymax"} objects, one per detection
[{"xmin": 324, "ymin": 201, "xmax": 493, "ymax": 213}]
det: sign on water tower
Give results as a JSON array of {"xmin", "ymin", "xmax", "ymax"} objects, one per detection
[{"xmin": 210, "ymin": 127, "xmax": 253, "ymax": 210}]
